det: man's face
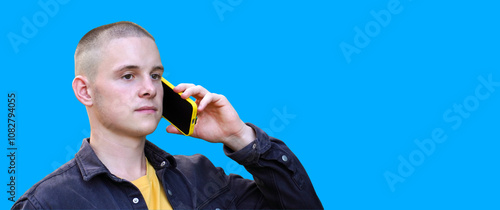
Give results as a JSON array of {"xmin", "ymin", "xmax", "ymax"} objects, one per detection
[{"xmin": 91, "ymin": 37, "xmax": 164, "ymax": 137}]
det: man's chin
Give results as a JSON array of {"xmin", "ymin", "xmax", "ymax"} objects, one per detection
[{"xmin": 134, "ymin": 120, "xmax": 161, "ymax": 136}]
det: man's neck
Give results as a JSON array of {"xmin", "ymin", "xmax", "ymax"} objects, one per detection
[{"xmin": 89, "ymin": 129, "xmax": 147, "ymax": 181}]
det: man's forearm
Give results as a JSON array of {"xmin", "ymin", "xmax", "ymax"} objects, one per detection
[{"xmin": 225, "ymin": 123, "xmax": 323, "ymax": 209}]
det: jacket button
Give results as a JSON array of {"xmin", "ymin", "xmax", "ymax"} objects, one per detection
[
  {"xmin": 215, "ymin": 208, "xmax": 221, "ymax": 210},
  {"xmin": 282, "ymin": 155, "xmax": 288, "ymax": 162},
  {"xmin": 132, "ymin": 198, "xmax": 139, "ymax": 204},
  {"xmin": 160, "ymin": 161, "xmax": 166, "ymax": 167},
  {"xmin": 167, "ymin": 189, "xmax": 173, "ymax": 196}
]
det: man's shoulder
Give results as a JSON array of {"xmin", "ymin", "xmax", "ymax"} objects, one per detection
[
  {"xmin": 26, "ymin": 159, "xmax": 80, "ymax": 192},
  {"xmin": 13, "ymin": 159, "xmax": 81, "ymax": 208}
]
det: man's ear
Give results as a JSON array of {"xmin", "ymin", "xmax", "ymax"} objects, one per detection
[{"xmin": 72, "ymin": 75, "xmax": 93, "ymax": 106}]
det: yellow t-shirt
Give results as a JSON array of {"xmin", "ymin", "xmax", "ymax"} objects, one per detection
[{"xmin": 131, "ymin": 159, "xmax": 173, "ymax": 210}]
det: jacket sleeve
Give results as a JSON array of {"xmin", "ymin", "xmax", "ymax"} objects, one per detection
[{"xmin": 224, "ymin": 123, "xmax": 323, "ymax": 209}]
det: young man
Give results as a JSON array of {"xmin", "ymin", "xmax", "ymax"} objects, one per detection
[{"xmin": 12, "ymin": 21, "xmax": 323, "ymax": 209}]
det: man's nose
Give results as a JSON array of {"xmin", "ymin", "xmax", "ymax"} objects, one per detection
[{"xmin": 139, "ymin": 78, "xmax": 157, "ymax": 98}]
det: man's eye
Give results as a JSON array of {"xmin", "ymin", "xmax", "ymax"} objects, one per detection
[
  {"xmin": 151, "ymin": 74, "xmax": 161, "ymax": 80},
  {"xmin": 122, "ymin": 74, "xmax": 133, "ymax": 80}
]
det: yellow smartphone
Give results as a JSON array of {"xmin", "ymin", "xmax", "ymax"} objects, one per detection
[{"xmin": 161, "ymin": 77, "xmax": 197, "ymax": 136}]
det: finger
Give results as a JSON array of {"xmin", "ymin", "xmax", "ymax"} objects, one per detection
[
  {"xmin": 198, "ymin": 93, "xmax": 226, "ymax": 111},
  {"xmin": 166, "ymin": 125, "xmax": 182, "ymax": 135},
  {"xmin": 197, "ymin": 92, "xmax": 214, "ymax": 112},
  {"xmin": 173, "ymin": 83, "xmax": 195, "ymax": 93},
  {"xmin": 181, "ymin": 85, "xmax": 209, "ymax": 100}
]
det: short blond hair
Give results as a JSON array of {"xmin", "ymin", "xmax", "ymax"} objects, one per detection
[{"xmin": 74, "ymin": 21, "xmax": 155, "ymax": 82}]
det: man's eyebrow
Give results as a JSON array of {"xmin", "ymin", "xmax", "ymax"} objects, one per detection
[
  {"xmin": 113, "ymin": 65, "xmax": 164, "ymax": 74},
  {"xmin": 152, "ymin": 65, "xmax": 164, "ymax": 72},
  {"xmin": 114, "ymin": 65, "xmax": 140, "ymax": 73}
]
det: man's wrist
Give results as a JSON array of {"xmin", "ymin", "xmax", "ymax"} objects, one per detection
[{"xmin": 224, "ymin": 123, "xmax": 256, "ymax": 152}]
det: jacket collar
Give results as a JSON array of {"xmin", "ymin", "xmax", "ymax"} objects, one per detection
[{"xmin": 75, "ymin": 138, "xmax": 177, "ymax": 181}]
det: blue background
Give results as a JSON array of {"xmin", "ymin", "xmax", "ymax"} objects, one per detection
[{"xmin": 2, "ymin": 0, "xmax": 500, "ymax": 209}]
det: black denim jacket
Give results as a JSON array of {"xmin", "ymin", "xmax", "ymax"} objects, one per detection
[{"xmin": 12, "ymin": 123, "xmax": 323, "ymax": 209}]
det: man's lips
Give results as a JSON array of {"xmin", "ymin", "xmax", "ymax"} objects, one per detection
[{"xmin": 135, "ymin": 106, "xmax": 158, "ymax": 113}]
